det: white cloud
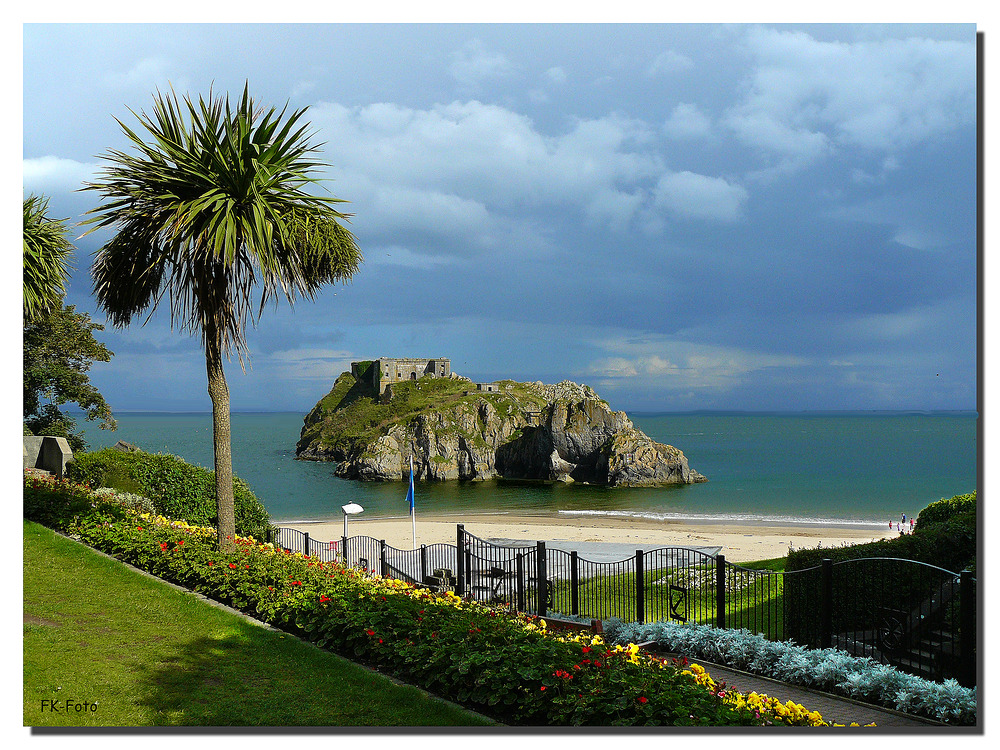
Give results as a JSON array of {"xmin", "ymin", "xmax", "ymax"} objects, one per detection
[
  {"xmin": 837, "ymin": 300, "xmax": 965, "ymax": 344},
  {"xmin": 23, "ymin": 156, "xmax": 97, "ymax": 192},
  {"xmin": 370, "ymin": 186, "xmax": 493, "ymax": 241},
  {"xmin": 647, "ymin": 50, "xmax": 695, "ymax": 76},
  {"xmin": 310, "ymin": 100, "xmax": 661, "ymax": 233},
  {"xmin": 369, "ymin": 245, "xmax": 456, "ymax": 270},
  {"xmin": 253, "ymin": 348, "xmax": 355, "ymax": 382},
  {"xmin": 725, "ymin": 28, "xmax": 975, "ymax": 172},
  {"xmin": 588, "ymin": 338, "xmax": 807, "ymax": 391},
  {"xmin": 545, "ymin": 66, "xmax": 567, "ymax": 84},
  {"xmin": 662, "ymin": 103, "xmax": 712, "ymax": 140},
  {"xmin": 585, "ymin": 188, "xmax": 645, "ymax": 230},
  {"xmin": 103, "ymin": 56, "xmax": 175, "ymax": 90},
  {"xmin": 449, "ymin": 39, "xmax": 514, "ymax": 88},
  {"xmin": 653, "ymin": 171, "xmax": 748, "ymax": 222},
  {"xmin": 291, "ymin": 80, "xmax": 317, "ymax": 99}
]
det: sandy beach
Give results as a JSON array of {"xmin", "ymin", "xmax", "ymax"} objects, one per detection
[{"xmin": 282, "ymin": 513, "xmax": 894, "ymax": 563}]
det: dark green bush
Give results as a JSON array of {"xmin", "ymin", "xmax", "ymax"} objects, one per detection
[
  {"xmin": 67, "ymin": 448, "xmax": 271, "ymax": 541},
  {"xmin": 915, "ymin": 491, "xmax": 977, "ymax": 529}
]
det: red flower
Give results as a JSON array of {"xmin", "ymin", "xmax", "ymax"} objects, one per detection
[
  {"xmin": 581, "ymin": 646, "xmax": 591, "ymax": 654},
  {"xmin": 366, "ymin": 629, "xmax": 375, "ymax": 636},
  {"xmin": 177, "ymin": 540, "xmax": 184, "ymax": 545},
  {"xmin": 160, "ymin": 542, "xmax": 169, "ymax": 551},
  {"xmin": 208, "ymin": 561, "xmax": 214, "ymax": 566},
  {"xmin": 228, "ymin": 563, "xmax": 237, "ymax": 569},
  {"xmin": 638, "ymin": 696, "xmax": 648, "ymax": 704},
  {"xmin": 539, "ymin": 686, "xmax": 546, "ymax": 691},
  {"xmin": 319, "ymin": 595, "xmax": 330, "ymax": 603}
]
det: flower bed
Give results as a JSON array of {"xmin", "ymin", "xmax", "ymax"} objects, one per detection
[
  {"xmin": 604, "ymin": 618, "xmax": 976, "ymax": 725},
  {"xmin": 24, "ymin": 474, "xmax": 862, "ymax": 727}
]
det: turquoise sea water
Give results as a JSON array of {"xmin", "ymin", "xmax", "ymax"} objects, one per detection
[{"xmin": 78, "ymin": 412, "xmax": 977, "ymax": 529}]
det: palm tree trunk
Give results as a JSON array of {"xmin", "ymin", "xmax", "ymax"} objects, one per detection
[{"xmin": 206, "ymin": 329, "xmax": 236, "ymax": 551}]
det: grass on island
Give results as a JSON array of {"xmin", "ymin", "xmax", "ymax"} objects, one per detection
[
  {"xmin": 299, "ymin": 370, "xmax": 552, "ymax": 456},
  {"xmin": 23, "ymin": 520, "xmax": 495, "ymax": 727}
]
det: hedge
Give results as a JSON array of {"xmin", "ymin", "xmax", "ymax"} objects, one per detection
[{"xmin": 67, "ymin": 448, "xmax": 271, "ymax": 542}]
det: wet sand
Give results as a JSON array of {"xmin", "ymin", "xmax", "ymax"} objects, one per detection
[{"xmin": 282, "ymin": 512, "xmax": 893, "ymax": 563}]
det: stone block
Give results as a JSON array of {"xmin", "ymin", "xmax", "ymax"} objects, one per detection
[{"xmin": 23, "ymin": 435, "xmax": 73, "ymax": 478}]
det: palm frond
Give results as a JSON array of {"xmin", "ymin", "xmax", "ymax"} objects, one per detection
[
  {"xmin": 23, "ymin": 194, "xmax": 74, "ymax": 322},
  {"xmin": 83, "ymin": 84, "xmax": 363, "ymax": 359}
]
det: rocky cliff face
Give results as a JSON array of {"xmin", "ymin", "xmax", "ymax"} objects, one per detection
[{"xmin": 296, "ymin": 375, "xmax": 706, "ymax": 487}]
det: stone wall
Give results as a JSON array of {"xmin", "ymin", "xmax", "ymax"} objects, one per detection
[
  {"xmin": 353, "ymin": 357, "xmax": 452, "ymax": 395},
  {"xmin": 23, "ymin": 435, "xmax": 73, "ymax": 478}
]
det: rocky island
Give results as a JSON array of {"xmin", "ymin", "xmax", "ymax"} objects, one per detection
[{"xmin": 296, "ymin": 358, "xmax": 707, "ymax": 487}]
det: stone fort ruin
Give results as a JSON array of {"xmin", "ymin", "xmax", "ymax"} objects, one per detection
[{"xmin": 353, "ymin": 357, "xmax": 452, "ymax": 395}]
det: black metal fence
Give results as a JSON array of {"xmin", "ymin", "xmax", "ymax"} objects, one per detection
[{"xmin": 270, "ymin": 523, "xmax": 976, "ymax": 687}]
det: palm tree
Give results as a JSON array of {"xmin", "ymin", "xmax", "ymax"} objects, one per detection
[
  {"xmin": 23, "ymin": 193, "xmax": 73, "ymax": 323},
  {"xmin": 85, "ymin": 85, "xmax": 362, "ymax": 550}
]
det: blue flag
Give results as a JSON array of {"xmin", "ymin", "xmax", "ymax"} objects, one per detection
[{"xmin": 405, "ymin": 458, "xmax": 415, "ymax": 514}]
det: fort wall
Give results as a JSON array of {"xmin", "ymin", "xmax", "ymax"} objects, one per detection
[{"xmin": 352, "ymin": 357, "xmax": 452, "ymax": 395}]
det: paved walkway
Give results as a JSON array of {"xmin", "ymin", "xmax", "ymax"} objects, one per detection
[{"xmin": 675, "ymin": 657, "xmax": 946, "ymax": 728}]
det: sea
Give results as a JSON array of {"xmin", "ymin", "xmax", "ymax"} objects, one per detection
[{"xmin": 77, "ymin": 411, "xmax": 978, "ymax": 531}]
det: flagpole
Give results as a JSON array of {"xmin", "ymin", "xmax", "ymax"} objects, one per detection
[{"xmin": 409, "ymin": 455, "xmax": 416, "ymax": 550}]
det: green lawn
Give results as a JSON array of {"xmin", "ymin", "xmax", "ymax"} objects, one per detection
[
  {"xmin": 23, "ymin": 520, "xmax": 495, "ymax": 727},
  {"xmin": 547, "ymin": 556, "xmax": 788, "ymax": 636}
]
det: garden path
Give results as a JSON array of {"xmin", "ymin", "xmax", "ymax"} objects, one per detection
[{"xmin": 686, "ymin": 658, "xmax": 950, "ymax": 729}]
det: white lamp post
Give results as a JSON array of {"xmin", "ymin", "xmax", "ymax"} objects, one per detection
[{"xmin": 342, "ymin": 502, "xmax": 364, "ymax": 538}]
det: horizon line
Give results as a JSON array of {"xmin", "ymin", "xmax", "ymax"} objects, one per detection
[{"xmin": 74, "ymin": 408, "xmax": 979, "ymax": 416}]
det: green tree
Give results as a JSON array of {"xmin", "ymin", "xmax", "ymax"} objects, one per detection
[
  {"xmin": 23, "ymin": 194, "xmax": 73, "ymax": 323},
  {"xmin": 23, "ymin": 305, "xmax": 117, "ymax": 452},
  {"xmin": 84, "ymin": 85, "xmax": 362, "ymax": 550}
]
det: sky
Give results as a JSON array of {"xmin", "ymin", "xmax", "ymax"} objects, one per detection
[{"xmin": 19, "ymin": 16, "xmax": 982, "ymax": 414}]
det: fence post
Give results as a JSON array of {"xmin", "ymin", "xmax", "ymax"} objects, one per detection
[
  {"xmin": 820, "ymin": 558, "xmax": 833, "ymax": 649},
  {"xmin": 536, "ymin": 541, "xmax": 548, "ymax": 618},
  {"xmin": 516, "ymin": 552, "xmax": 525, "ymax": 612},
  {"xmin": 456, "ymin": 524, "xmax": 466, "ymax": 596},
  {"xmin": 715, "ymin": 554, "xmax": 726, "ymax": 629},
  {"xmin": 959, "ymin": 569, "xmax": 976, "ymax": 687},
  {"xmin": 302, "ymin": 532, "xmax": 310, "ymax": 557},
  {"xmin": 635, "ymin": 550, "xmax": 645, "ymax": 624},
  {"xmin": 570, "ymin": 551, "xmax": 579, "ymax": 616},
  {"xmin": 380, "ymin": 540, "xmax": 387, "ymax": 577},
  {"xmin": 420, "ymin": 545, "xmax": 428, "ymax": 583}
]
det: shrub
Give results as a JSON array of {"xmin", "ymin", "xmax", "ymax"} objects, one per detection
[
  {"xmin": 67, "ymin": 448, "xmax": 271, "ymax": 541},
  {"xmin": 91, "ymin": 487, "xmax": 155, "ymax": 514},
  {"xmin": 916, "ymin": 491, "xmax": 976, "ymax": 529}
]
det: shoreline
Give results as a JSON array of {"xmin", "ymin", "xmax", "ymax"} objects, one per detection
[{"xmin": 280, "ymin": 512, "xmax": 898, "ymax": 563}]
